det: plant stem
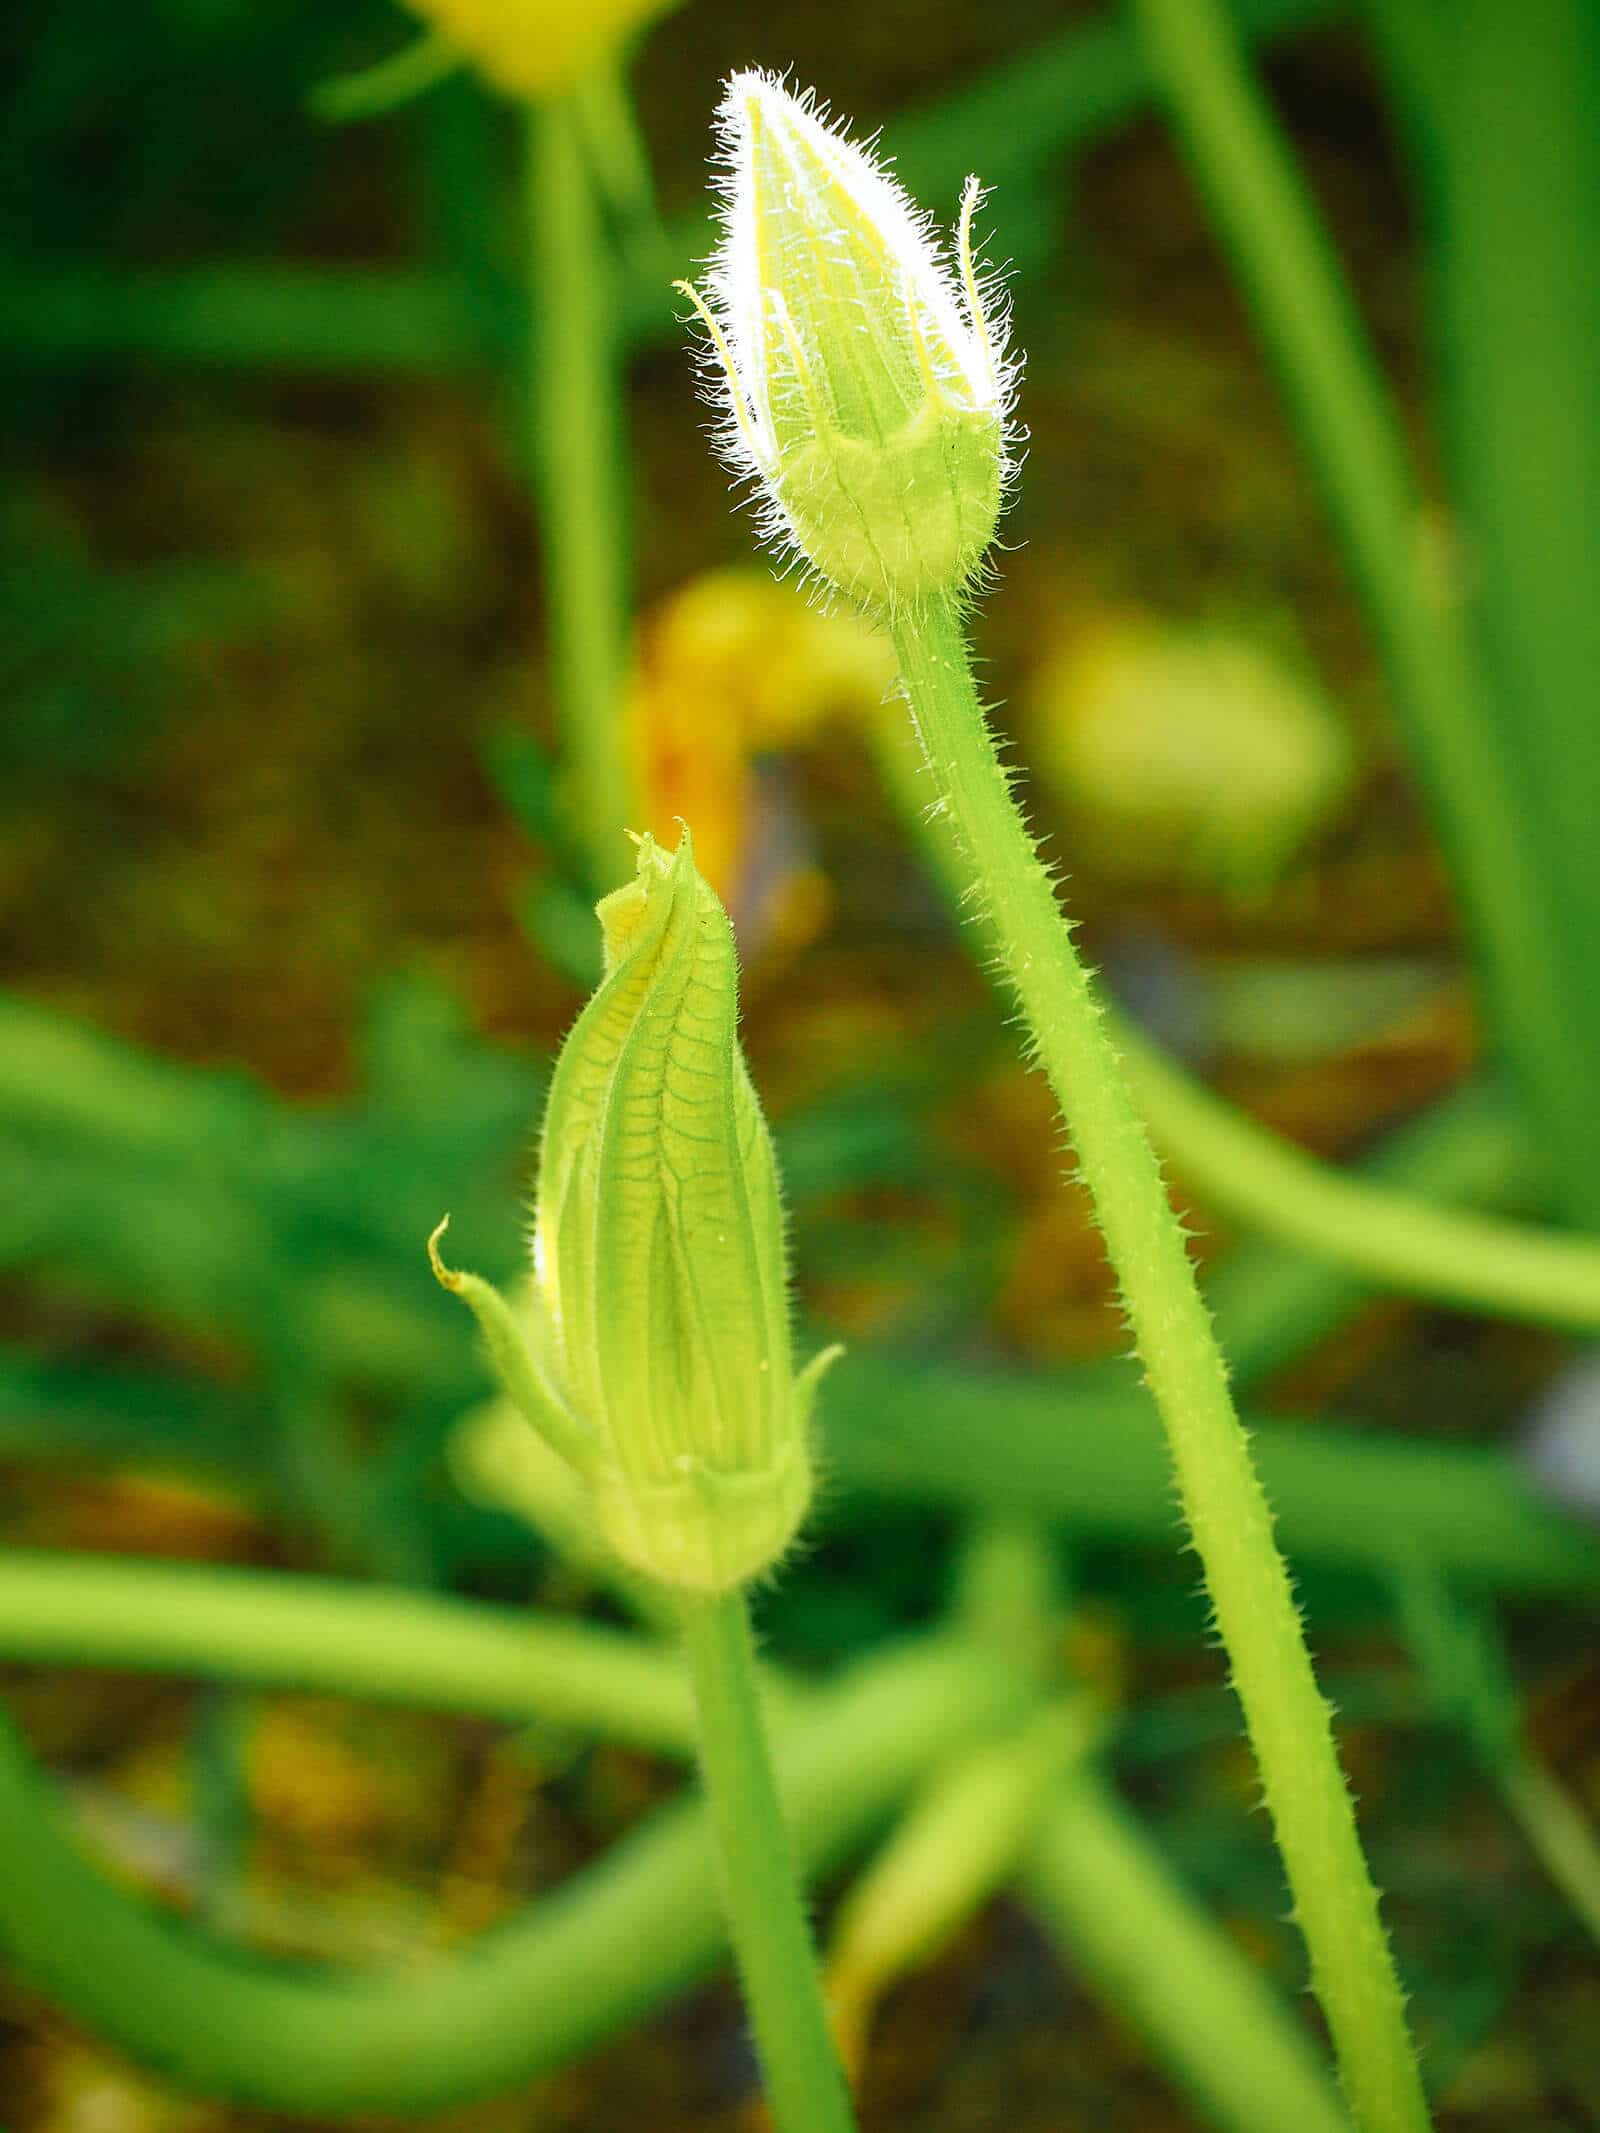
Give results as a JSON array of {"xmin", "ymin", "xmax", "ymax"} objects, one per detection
[
  {"xmin": 873, "ymin": 701, "xmax": 1600, "ymax": 1340},
  {"xmin": 0, "ymin": 1551, "xmax": 697, "ymax": 1753},
  {"xmin": 1424, "ymin": 0, "xmax": 1600, "ymax": 1222},
  {"xmin": 309, "ymin": 29, "xmax": 460, "ymax": 124},
  {"xmin": 1129, "ymin": 0, "xmax": 1595, "ymax": 1226},
  {"xmin": 829, "ymin": 1348, "xmax": 1600, "ymax": 1600},
  {"xmin": 0, "ymin": 1629, "xmax": 1024, "ymax": 2114},
  {"xmin": 890, "ymin": 594, "xmax": 1428, "ymax": 2133},
  {"xmin": 1115, "ymin": 1023, "xmax": 1600, "ymax": 1336},
  {"xmin": 526, "ymin": 95, "xmax": 633, "ymax": 897},
  {"xmin": 1498, "ymin": 1755, "xmax": 1600, "ymax": 1952},
  {"xmin": 677, "ymin": 1588, "xmax": 858, "ymax": 2133},
  {"xmin": 1027, "ymin": 1766, "xmax": 1355, "ymax": 2133},
  {"xmin": 1198, "ymin": 1078, "xmax": 1530, "ymax": 1385}
]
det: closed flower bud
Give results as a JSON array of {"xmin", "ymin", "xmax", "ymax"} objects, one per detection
[
  {"xmin": 435, "ymin": 830, "xmax": 835, "ymax": 1595},
  {"xmin": 679, "ymin": 72, "xmax": 1015, "ymax": 615}
]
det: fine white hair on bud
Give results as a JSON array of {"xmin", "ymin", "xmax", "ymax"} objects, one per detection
[
  {"xmin": 678, "ymin": 69, "xmax": 1018, "ymax": 617},
  {"xmin": 432, "ymin": 830, "xmax": 839, "ymax": 1596}
]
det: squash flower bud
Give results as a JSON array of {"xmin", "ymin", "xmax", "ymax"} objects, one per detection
[
  {"xmin": 432, "ymin": 830, "xmax": 835, "ymax": 1594},
  {"xmin": 678, "ymin": 71, "xmax": 1015, "ymax": 615}
]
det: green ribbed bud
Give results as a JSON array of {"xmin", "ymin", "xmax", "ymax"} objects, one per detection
[
  {"xmin": 678, "ymin": 72, "xmax": 1015, "ymax": 615},
  {"xmin": 432, "ymin": 830, "xmax": 835, "ymax": 1594}
]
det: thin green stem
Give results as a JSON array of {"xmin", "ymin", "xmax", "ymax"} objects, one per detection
[
  {"xmin": 677, "ymin": 1588, "xmax": 858, "ymax": 2133},
  {"xmin": 890, "ymin": 595, "xmax": 1428, "ymax": 2132},
  {"xmin": 569, "ymin": 56, "xmax": 666, "ymax": 267},
  {"xmin": 1129, "ymin": 0, "xmax": 1593, "ymax": 1224},
  {"xmin": 950, "ymin": 1513, "xmax": 1062, "ymax": 1666},
  {"xmin": 1498, "ymin": 1756, "xmax": 1600, "ymax": 1952},
  {"xmin": 1199, "ymin": 1079, "xmax": 1530, "ymax": 1385},
  {"xmin": 1027, "ymin": 1767, "xmax": 1355, "ymax": 2133},
  {"xmin": 308, "ymin": 30, "xmax": 460, "ymax": 124},
  {"xmin": 526, "ymin": 95, "xmax": 633, "ymax": 897}
]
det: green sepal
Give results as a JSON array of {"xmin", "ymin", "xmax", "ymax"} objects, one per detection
[
  {"xmin": 794, "ymin": 1343, "xmax": 844, "ymax": 1433},
  {"xmin": 428, "ymin": 1218, "xmax": 597, "ymax": 1478}
]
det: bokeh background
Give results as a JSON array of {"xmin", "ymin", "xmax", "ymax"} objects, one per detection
[{"xmin": 3, "ymin": 0, "xmax": 1598, "ymax": 2127}]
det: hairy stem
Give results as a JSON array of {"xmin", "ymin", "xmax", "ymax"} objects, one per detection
[
  {"xmin": 677, "ymin": 1589, "xmax": 858, "ymax": 2133},
  {"xmin": 889, "ymin": 593, "xmax": 1428, "ymax": 2132}
]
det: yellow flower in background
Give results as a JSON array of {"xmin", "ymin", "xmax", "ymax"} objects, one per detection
[
  {"xmin": 1026, "ymin": 611, "xmax": 1356, "ymax": 896},
  {"xmin": 397, "ymin": 0, "xmax": 683, "ymax": 99},
  {"xmin": 624, "ymin": 568, "xmax": 895, "ymax": 951}
]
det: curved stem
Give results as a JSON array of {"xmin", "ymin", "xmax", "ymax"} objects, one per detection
[
  {"xmin": 1198, "ymin": 1079, "xmax": 1528, "ymax": 1384},
  {"xmin": 0, "ymin": 1551, "xmax": 694, "ymax": 1754},
  {"xmin": 0, "ymin": 1630, "xmax": 1023, "ymax": 2114},
  {"xmin": 677, "ymin": 1589, "xmax": 858, "ymax": 2133},
  {"xmin": 527, "ymin": 95, "xmax": 634, "ymax": 896},
  {"xmin": 1117, "ymin": 1023, "xmax": 1600, "ymax": 1335},
  {"xmin": 889, "ymin": 595, "xmax": 1428, "ymax": 2132}
]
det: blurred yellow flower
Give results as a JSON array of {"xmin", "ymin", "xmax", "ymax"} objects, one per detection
[
  {"xmin": 1026, "ymin": 610, "xmax": 1355, "ymax": 896},
  {"xmin": 624, "ymin": 569, "xmax": 894, "ymax": 950},
  {"xmin": 397, "ymin": 0, "xmax": 683, "ymax": 99}
]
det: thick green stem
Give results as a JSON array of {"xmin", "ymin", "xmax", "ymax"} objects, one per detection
[
  {"xmin": 890, "ymin": 596, "xmax": 1427, "ymax": 2132},
  {"xmin": 1129, "ymin": 0, "xmax": 1593, "ymax": 1225},
  {"xmin": 0, "ymin": 1630, "xmax": 1023, "ymax": 2113},
  {"xmin": 0, "ymin": 1551, "xmax": 695, "ymax": 1754},
  {"xmin": 677, "ymin": 1589, "xmax": 857, "ymax": 2133},
  {"xmin": 829, "ymin": 1349, "xmax": 1600, "ymax": 1599},
  {"xmin": 527, "ymin": 96, "xmax": 633, "ymax": 896}
]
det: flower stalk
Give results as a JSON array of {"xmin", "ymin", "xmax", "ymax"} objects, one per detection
[
  {"xmin": 431, "ymin": 828, "xmax": 853, "ymax": 2133},
  {"xmin": 685, "ymin": 71, "xmax": 1429, "ymax": 2133}
]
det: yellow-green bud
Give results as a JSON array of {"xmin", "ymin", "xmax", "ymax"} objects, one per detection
[
  {"xmin": 432, "ymin": 833, "xmax": 835, "ymax": 1591},
  {"xmin": 526, "ymin": 830, "xmax": 833, "ymax": 1593},
  {"xmin": 679, "ymin": 72, "xmax": 1015, "ymax": 616}
]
